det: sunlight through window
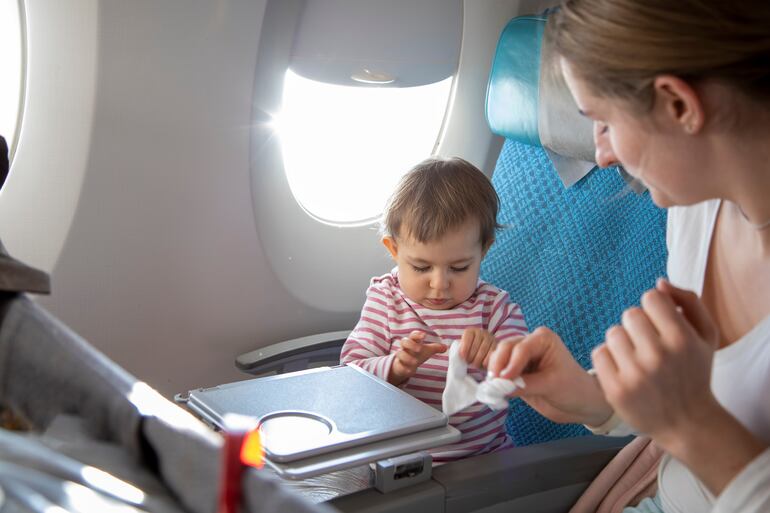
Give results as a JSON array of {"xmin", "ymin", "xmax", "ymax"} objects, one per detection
[
  {"xmin": 276, "ymin": 70, "xmax": 452, "ymax": 225},
  {"xmin": 0, "ymin": 0, "xmax": 23, "ymax": 158}
]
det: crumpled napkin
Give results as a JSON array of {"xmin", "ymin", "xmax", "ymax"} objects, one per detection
[{"xmin": 442, "ymin": 342, "xmax": 526, "ymax": 416}]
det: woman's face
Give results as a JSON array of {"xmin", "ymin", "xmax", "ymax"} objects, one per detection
[{"xmin": 560, "ymin": 59, "xmax": 711, "ymax": 208}]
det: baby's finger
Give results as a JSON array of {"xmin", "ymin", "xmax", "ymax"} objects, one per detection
[
  {"xmin": 418, "ymin": 342, "xmax": 447, "ymax": 360},
  {"xmin": 471, "ymin": 335, "xmax": 491, "ymax": 368},
  {"xmin": 483, "ymin": 353, "xmax": 490, "ymax": 369},
  {"xmin": 459, "ymin": 330, "xmax": 473, "ymax": 361},
  {"xmin": 409, "ymin": 330, "xmax": 427, "ymax": 341},
  {"xmin": 399, "ymin": 337, "xmax": 422, "ymax": 357},
  {"xmin": 395, "ymin": 349, "xmax": 420, "ymax": 370}
]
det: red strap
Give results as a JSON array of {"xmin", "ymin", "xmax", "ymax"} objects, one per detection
[
  {"xmin": 218, "ymin": 429, "xmax": 247, "ymax": 513},
  {"xmin": 217, "ymin": 424, "xmax": 264, "ymax": 513}
]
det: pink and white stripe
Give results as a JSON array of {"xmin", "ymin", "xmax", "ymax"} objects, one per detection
[{"xmin": 341, "ymin": 272, "xmax": 528, "ymax": 462}]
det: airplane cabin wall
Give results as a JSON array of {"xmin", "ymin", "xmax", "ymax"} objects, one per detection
[
  {"xmin": 2, "ymin": 0, "xmax": 552, "ymax": 398},
  {"xmin": 0, "ymin": 0, "xmax": 97, "ymax": 277},
  {"xmin": 39, "ymin": 0, "xmax": 356, "ymax": 397}
]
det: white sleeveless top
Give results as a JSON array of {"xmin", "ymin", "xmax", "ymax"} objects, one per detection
[{"xmin": 657, "ymin": 200, "xmax": 770, "ymax": 512}]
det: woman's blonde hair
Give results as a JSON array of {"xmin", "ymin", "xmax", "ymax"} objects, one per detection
[
  {"xmin": 382, "ymin": 157, "xmax": 501, "ymax": 249},
  {"xmin": 549, "ymin": 0, "xmax": 770, "ymax": 112}
]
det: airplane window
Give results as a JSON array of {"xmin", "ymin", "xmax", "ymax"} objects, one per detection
[
  {"xmin": 276, "ymin": 70, "xmax": 453, "ymax": 225},
  {"xmin": 0, "ymin": 0, "xmax": 23, "ymax": 170}
]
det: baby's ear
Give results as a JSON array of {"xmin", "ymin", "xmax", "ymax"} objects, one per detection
[{"xmin": 382, "ymin": 236, "xmax": 399, "ymax": 259}]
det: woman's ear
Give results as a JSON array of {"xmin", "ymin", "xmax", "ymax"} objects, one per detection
[
  {"xmin": 653, "ymin": 75, "xmax": 705, "ymax": 134},
  {"xmin": 382, "ymin": 236, "xmax": 399, "ymax": 259}
]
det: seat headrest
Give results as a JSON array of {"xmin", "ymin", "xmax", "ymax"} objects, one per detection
[{"xmin": 486, "ymin": 14, "xmax": 596, "ymax": 186}]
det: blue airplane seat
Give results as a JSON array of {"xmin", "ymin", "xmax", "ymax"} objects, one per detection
[{"xmin": 481, "ymin": 14, "xmax": 668, "ymax": 446}]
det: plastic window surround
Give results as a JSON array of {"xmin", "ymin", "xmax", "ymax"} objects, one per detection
[
  {"xmin": 0, "ymin": 0, "xmax": 24, "ymax": 165},
  {"xmin": 276, "ymin": 70, "xmax": 454, "ymax": 226}
]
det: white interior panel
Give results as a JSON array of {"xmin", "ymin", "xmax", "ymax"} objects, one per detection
[
  {"xmin": 11, "ymin": 0, "xmax": 543, "ymax": 398},
  {"xmin": 38, "ymin": 0, "xmax": 352, "ymax": 397},
  {"xmin": 0, "ymin": 0, "xmax": 97, "ymax": 273},
  {"xmin": 438, "ymin": 1, "xmax": 523, "ymax": 173}
]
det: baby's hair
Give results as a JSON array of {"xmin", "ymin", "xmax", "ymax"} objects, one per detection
[{"xmin": 382, "ymin": 157, "xmax": 501, "ymax": 249}]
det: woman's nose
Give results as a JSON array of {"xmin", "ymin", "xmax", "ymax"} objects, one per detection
[{"xmin": 593, "ymin": 122, "xmax": 619, "ymax": 168}]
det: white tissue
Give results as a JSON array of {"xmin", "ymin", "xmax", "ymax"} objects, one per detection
[{"xmin": 442, "ymin": 343, "xmax": 525, "ymax": 416}]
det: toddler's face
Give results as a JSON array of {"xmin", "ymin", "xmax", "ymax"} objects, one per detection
[{"xmin": 384, "ymin": 219, "xmax": 486, "ymax": 310}]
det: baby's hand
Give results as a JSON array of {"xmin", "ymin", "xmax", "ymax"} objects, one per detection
[
  {"xmin": 460, "ymin": 328, "xmax": 497, "ymax": 369},
  {"xmin": 389, "ymin": 331, "xmax": 446, "ymax": 386}
]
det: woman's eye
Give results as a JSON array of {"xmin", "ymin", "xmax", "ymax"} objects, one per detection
[
  {"xmin": 599, "ymin": 123, "xmax": 609, "ymax": 134},
  {"xmin": 412, "ymin": 266, "xmax": 429, "ymax": 273},
  {"xmin": 451, "ymin": 265, "xmax": 469, "ymax": 273}
]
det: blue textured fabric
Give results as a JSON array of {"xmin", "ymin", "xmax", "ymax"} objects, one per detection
[{"xmin": 481, "ymin": 139, "xmax": 668, "ymax": 446}]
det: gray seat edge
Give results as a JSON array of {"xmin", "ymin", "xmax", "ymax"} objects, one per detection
[{"xmin": 329, "ymin": 435, "xmax": 630, "ymax": 513}]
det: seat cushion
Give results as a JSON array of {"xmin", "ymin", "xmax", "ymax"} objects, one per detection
[{"xmin": 481, "ymin": 139, "xmax": 668, "ymax": 446}]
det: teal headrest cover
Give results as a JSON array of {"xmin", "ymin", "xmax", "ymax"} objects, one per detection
[
  {"xmin": 486, "ymin": 14, "xmax": 596, "ymax": 166},
  {"xmin": 486, "ymin": 15, "xmax": 545, "ymax": 147}
]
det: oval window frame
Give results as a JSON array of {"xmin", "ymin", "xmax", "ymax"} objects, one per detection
[{"xmin": 0, "ymin": 0, "xmax": 26, "ymax": 174}]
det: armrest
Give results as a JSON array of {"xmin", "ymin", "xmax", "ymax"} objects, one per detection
[
  {"xmin": 235, "ymin": 330, "xmax": 351, "ymax": 376},
  {"xmin": 434, "ymin": 434, "xmax": 632, "ymax": 512},
  {"xmin": 329, "ymin": 435, "xmax": 632, "ymax": 513}
]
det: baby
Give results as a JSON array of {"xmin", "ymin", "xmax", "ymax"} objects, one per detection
[{"xmin": 341, "ymin": 156, "xmax": 528, "ymax": 462}]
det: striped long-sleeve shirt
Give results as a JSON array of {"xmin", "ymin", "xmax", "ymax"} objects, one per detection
[{"xmin": 340, "ymin": 271, "xmax": 528, "ymax": 463}]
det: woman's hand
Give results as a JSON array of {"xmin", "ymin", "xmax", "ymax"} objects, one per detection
[
  {"xmin": 592, "ymin": 279, "xmax": 721, "ymax": 448},
  {"xmin": 459, "ymin": 328, "xmax": 497, "ymax": 369},
  {"xmin": 595, "ymin": 279, "xmax": 768, "ymax": 495},
  {"xmin": 489, "ymin": 326, "xmax": 613, "ymax": 426},
  {"xmin": 389, "ymin": 330, "xmax": 446, "ymax": 386}
]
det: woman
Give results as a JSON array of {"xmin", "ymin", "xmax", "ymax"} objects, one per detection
[{"xmin": 489, "ymin": 1, "xmax": 770, "ymax": 512}]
